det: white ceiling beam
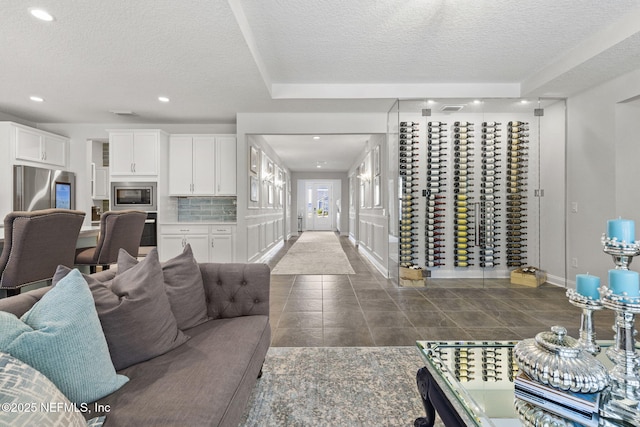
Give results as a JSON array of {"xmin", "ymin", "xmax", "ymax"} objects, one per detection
[
  {"xmin": 522, "ymin": 6, "xmax": 640, "ymax": 96},
  {"xmin": 227, "ymin": 0, "xmax": 273, "ymax": 96},
  {"xmin": 271, "ymin": 83, "xmax": 522, "ymax": 99}
]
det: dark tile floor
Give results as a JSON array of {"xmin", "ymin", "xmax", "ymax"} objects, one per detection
[{"xmin": 266, "ymin": 233, "xmax": 617, "ymax": 347}]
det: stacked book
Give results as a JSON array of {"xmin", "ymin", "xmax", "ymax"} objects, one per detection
[{"xmin": 514, "ymin": 372, "xmax": 600, "ymax": 426}]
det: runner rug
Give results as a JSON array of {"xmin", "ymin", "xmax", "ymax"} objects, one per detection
[
  {"xmin": 239, "ymin": 346, "xmax": 437, "ymax": 427},
  {"xmin": 271, "ymin": 231, "xmax": 355, "ymax": 275}
]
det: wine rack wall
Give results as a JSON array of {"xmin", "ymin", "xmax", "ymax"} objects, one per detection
[
  {"xmin": 426, "ymin": 122, "xmax": 446, "ymax": 268},
  {"xmin": 399, "ymin": 121, "xmax": 420, "ymax": 266},
  {"xmin": 453, "ymin": 122, "xmax": 474, "ymax": 268},
  {"xmin": 397, "ymin": 117, "xmax": 532, "ymax": 274},
  {"xmin": 479, "ymin": 122, "xmax": 501, "ymax": 268},
  {"xmin": 506, "ymin": 121, "xmax": 529, "ymax": 267}
]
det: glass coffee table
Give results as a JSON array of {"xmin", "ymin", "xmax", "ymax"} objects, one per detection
[{"xmin": 414, "ymin": 340, "xmax": 633, "ymax": 427}]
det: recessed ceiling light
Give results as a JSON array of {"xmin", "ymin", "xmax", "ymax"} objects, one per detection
[
  {"xmin": 312, "ymin": 136, "xmax": 320, "ymax": 140},
  {"xmin": 158, "ymin": 96, "xmax": 170, "ymax": 103},
  {"xmin": 29, "ymin": 8, "xmax": 54, "ymax": 22},
  {"xmin": 473, "ymin": 100, "xmax": 482, "ymax": 104},
  {"xmin": 29, "ymin": 96, "xmax": 44, "ymax": 102},
  {"xmin": 520, "ymin": 99, "xmax": 529, "ymax": 104},
  {"xmin": 316, "ymin": 164, "xmax": 322, "ymax": 168}
]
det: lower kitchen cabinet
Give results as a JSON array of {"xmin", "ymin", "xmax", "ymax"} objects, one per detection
[{"xmin": 159, "ymin": 224, "xmax": 235, "ymax": 263}]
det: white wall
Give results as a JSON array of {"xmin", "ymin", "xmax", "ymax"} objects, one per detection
[
  {"xmin": 566, "ymin": 68, "xmax": 640, "ymax": 286},
  {"xmin": 244, "ymin": 134, "xmax": 289, "ymax": 263},
  {"xmin": 348, "ymin": 133, "xmax": 389, "ymax": 276}
]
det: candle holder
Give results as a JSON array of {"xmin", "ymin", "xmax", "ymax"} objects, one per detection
[
  {"xmin": 598, "ymin": 286, "xmax": 640, "ymax": 424},
  {"xmin": 566, "ymin": 288, "xmax": 603, "ymax": 355},
  {"xmin": 602, "ymin": 234, "xmax": 640, "ymax": 270}
]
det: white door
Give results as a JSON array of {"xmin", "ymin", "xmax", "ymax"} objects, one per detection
[{"xmin": 305, "ymin": 182, "xmax": 333, "ymax": 230}]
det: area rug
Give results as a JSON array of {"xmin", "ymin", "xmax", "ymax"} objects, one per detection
[
  {"xmin": 271, "ymin": 232, "xmax": 356, "ymax": 275},
  {"xmin": 239, "ymin": 346, "xmax": 435, "ymax": 426}
]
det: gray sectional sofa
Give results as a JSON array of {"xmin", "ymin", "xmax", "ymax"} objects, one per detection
[{"xmin": 0, "ymin": 254, "xmax": 271, "ymax": 427}]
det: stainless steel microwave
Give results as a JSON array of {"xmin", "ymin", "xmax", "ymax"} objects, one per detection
[{"xmin": 111, "ymin": 182, "xmax": 157, "ymax": 211}]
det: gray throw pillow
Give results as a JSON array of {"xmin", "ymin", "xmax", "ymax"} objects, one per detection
[
  {"xmin": 118, "ymin": 244, "xmax": 209, "ymax": 330},
  {"xmin": 54, "ymin": 249, "xmax": 189, "ymax": 370}
]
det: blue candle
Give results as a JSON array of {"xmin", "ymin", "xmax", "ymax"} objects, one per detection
[
  {"xmin": 576, "ymin": 274, "xmax": 600, "ymax": 300},
  {"xmin": 609, "ymin": 269, "xmax": 640, "ymax": 302},
  {"xmin": 607, "ymin": 218, "xmax": 635, "ymax": 243}
]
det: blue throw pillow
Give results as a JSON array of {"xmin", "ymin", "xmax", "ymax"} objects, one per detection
[
  {"xmin": 0, "ymin": 269, "xmax": 128, "ymax": 404},
  {"xmin": 0, "ymin": 351, "xmax": 105, "ymax": 427}
]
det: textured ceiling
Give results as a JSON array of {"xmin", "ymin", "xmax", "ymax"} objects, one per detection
[
  {"xmin": 262, "ymin": 135, "xmax": 372, "ymax": 172},
  {"xmin": 1, "ymin": 0, "xmax": 640, "ymax": 171}
]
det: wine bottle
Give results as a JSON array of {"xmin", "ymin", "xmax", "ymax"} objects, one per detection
[
  {"xmin": 455, "ymin": 261, "xmax": 473, "ymax": 267},
  {"xmin": 425, "ymin": 262, "xmax": 445, "ymax": 267},
  {"xmin": 455, "ymin": 255, "xmax": 474, "ymax": 261},
  {"xmin": 479, "ymin": 262, "xmax": 499, "ymax": 268},
  {"xmin": 454, "ymin": 133, "xmax": 474, "ymax": 139},
  {"xmin": 508, "ymin": 121, "xmax": 527, "ymax": 126}
]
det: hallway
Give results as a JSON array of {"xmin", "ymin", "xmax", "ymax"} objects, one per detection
[{"xmin": 266, "ymin": 233, "xmax": 616, "ymax": 347}]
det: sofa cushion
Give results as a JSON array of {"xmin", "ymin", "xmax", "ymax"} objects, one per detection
[
  {"xmin": 53, "ymin": 249, "xmax": 189, "ymax": 371},
  {"xmin": 0, "ymin": 351, "xmax": 106, "ymax": 427},
  {"xmin": 118, "ymin": 244, "xmax": 209, "ymax": 330},
  {"xmin": 0, "ymin": 270, "xmax": 128, "ymax": 404},
  {"xmin": 85, "ymin": 316, "xmax": 271, "ymax": 427}
]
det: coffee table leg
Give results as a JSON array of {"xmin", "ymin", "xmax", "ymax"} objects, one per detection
[{"xmin": 414, "ymin": 366, "xmax": 436, "ymax": 427}]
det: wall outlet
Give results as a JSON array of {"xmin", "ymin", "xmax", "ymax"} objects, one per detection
[
  {"xmin": 571, "ymin": 202, "xmax": 578, "ymax": 213},
  {"xmin": 571, "ymin": 257, "xmax": 578, "ymax": 268}
]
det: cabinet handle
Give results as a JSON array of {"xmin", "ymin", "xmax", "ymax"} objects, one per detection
[
  {"xmin": 179, "ymin": 229, "xmax": 189, "ymax": 232},
  {"xmin": 130, "ymin": 163, "xmax": 134, "ymax": 172},
  {"xmin": 211, "ymin": 240, "xmax": 214, "ymax": 248},
  {"xmin": 182, "ymin": 237, "xmax": 186, "ymax": 247},
  {"xmin": 133, "ymin": 163, "xmax": 136, "ymax": 173}
]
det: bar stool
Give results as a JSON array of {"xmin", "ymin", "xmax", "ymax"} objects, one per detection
[
  {"xmin": 75, "ymin": 210, "xmax": 147, "ymax": 274},
  {"xmin": 0, "ymin": 209, "xmax": 86, "ymax": 297}
]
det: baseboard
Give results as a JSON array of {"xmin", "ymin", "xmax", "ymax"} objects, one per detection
[
  {"xmin": 253, "ymin": 240, "xmax": 284, "ymax": 264},
  {"xmin": 357, "ymin": 245, "xmax": 388, "ymax": 278}
]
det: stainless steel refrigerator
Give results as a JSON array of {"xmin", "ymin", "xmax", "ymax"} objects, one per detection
[{"xmin": 13, "ymin": 165, "xmax": 76, "ymax": 211}]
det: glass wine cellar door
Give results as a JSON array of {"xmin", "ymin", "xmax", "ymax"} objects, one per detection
[{"xmin": 389, "ymin": 98, "xmax": 566, "ymax": 287}]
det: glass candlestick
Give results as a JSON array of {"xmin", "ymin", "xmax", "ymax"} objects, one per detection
[
  {"xmin": 566, "ymin": 288, "xmax": 603, "ymax": 355},
  {"xmin": 599, "ymin": 287, "xmax": 640, "ymax": 424}
]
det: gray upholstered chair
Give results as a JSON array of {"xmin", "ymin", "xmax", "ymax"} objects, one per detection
[
  {"xmin": 75, "ymin": 210, "xmax": 147, "ymax": 274},
  {"xmin": 0, "ymin": 209, "xmax": 86, "ymax": 296}
]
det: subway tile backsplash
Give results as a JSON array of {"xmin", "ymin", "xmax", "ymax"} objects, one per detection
[{"xmin": 176, "ymin": 197, "xmax": 237, "ymax": 222}]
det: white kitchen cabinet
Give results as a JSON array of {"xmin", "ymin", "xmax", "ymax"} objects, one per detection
[
  {"xmin": 14, "ymin": 125, "xmax": 68, "ymax": 168},
  {"xmin": 159, "ymin": 224, "xmax": 235, "ymax": 263},
  {"xmin": 91, "ymin": 164, "xmax": 109, "ymax": 199},
  {"xmin": 169, "ymin": 136, "xmax": 216, "ymax": 195},
  {"xmin": 109, "ymin": 131, "xmax": 161, "ymax": 177},
  {"xmin": 169, "ymin": 135, "xmax": 235, "ymax": 196},
  {"xmin": 159, "ymin": 225, "xmax": 210, "ymax": 262},
  {"xmin": 210, "ymin": 225, "xmax": 234, "ymax": 263},
  {"xmin": 215, "ymin": 136, "xmax": 236, "ymax": 195}
]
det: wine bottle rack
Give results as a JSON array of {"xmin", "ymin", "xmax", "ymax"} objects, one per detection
[
  {"xmin": 453, "ymin": 121, "xmax": 474, "ymax": 267},
  {"xmin": 426, "ymin": 121, "xmax": 447, "ymax": 268},
  {"xmin": 506, "ymin": 121, "xmax": 529, "ymax": 267},
  {"xmin": 479, "ymin": 122, "xmax": 501, "ymax": 268},
  {"xmin": 399, "ymin": 121, "xmax": 420, "ymax": 267}
]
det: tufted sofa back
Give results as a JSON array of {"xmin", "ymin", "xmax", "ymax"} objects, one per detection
[
  {"xmin": 199, "ymin": 263, "xmax": 270, "ymax": 319},
  {"xmin": 0, "ymin": 263, "xmax": 271, "ymax": 321}
]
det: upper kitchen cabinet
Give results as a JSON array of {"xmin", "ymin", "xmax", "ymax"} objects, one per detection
[
  {"xmin": 109, "ymin": 130, "xmax": 167, "ymax": 178},
  {"xmin": 169, "ymin": 135, "xmax": 236, "ymax": 196},
  {"xmin": 12, "ymin": 123, "xmax": 69, "ymax": 168},
  {"xmin": 215, "ymin": 136, "xmax": 236, "ymax": 196}
]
